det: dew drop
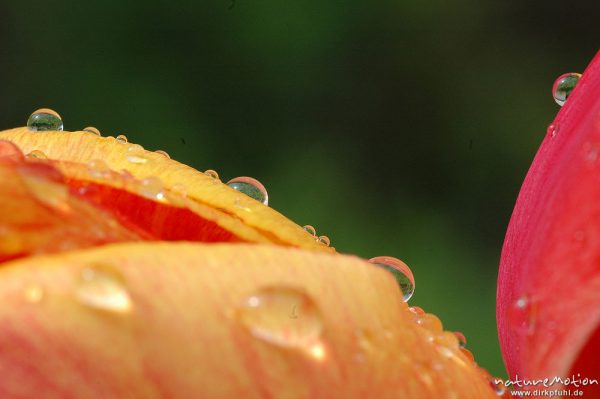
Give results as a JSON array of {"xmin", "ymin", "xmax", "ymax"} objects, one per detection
[
  {"xmin": 317, "ymin": 235, "xmax": 330, "ymax": 246},
  {"xmin": 26, "ymin": 150, "xmax": 48, "ymax": 160},
  {"xmin": 509, "ymin": 294, "xmax": 537, "ymax": 335},
  {"xmin": 87, "ymin": 159, "xmax": 111, "ymax": 179},
  {"xmin": 489, "ymin": 377, "xmax": 506, "ymax": 396},
  {"xmin": 27, "ymin": 109, "xmax": 63, "ymax": 132},
  {"xmin": 238, "ymin": 286, "xmax": 324, "ymax": 359},
  {"xmin": 116, "ymin": 134, "xmax": 128, "ymax": 143},
  {"xmin": 226, "ymin": 176, "xmax": 268, "ymax": 205},
  {"xmin": 155, "ymin": 150, "xmax": 170, "ymax": 158},
  {"xmin": 76, "ymin": 264, "xmax": 132, "ymax": 313},
  {"xmin": 434, "ymin": 331, "xmax": 459, "ymax": 349},
  {"xmin": 416, "ymin": 313, "xmax": 443, "ymax": 333},
  {"xmin": 126, "ymin": 145, "xmax": 149, "ymax": 165},
  {"xmin": 368, "ymin": 256, "xmax": 415, "ymax": 301},
  {"xmin": 547, "ymin": 123, "xmax": 559, "ymax": 138},
  {"xmin": 454, "ymin": 331, "xmax": 467, "ymax": 348},
  {"xmin": 24, "ymin": 285, "xmax": 44, "ymax": 303},
  {"xmin": 83, "ymin": 127, "xmax": 101, "ymax": 136},
  {"xmin": 459, "ymin": 348, "xmax": 475, "ymax": 363},
  {"xmin": 409, "ymin": 306, "xmax": 425, "ymax": 315},
  {"xmin": 303, "ymin": 225, "xmax": 317, "ymax": 237},
  {"xmin": 204, "ymin": 169, "xmax": 220, "ymax": 181},
  {"xmin": 139, "ymin": 177, "xmax": 166, "ymax": 202},
  {"xmin": 552, "ymin": 72, "xmax": 581, "ymax": 106}
]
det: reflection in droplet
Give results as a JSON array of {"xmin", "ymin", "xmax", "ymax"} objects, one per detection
[
  {"xmin": 454, "ymin": 331, "xmax": 467, "ymax": 348},
  {"xmin": 83, "ymin": 127, "xmax": 101, "ymax": 136},
  {"xmin": 238, "ymin": 286, "xmax": 324, "ymax": 360},
  {"xmin": 552, "ymin": 72, "xmax": 581, "ymax": 106},
  {"xmin": 226, "ymin": 176, "xmax": 268, "ymax": 205},
  {"xmin": 369, "ymin": 256, "xmax": 415, "ymax": 301},
  {"xmin": 76, "ymin": 264, "xmax": 132, "ymax": 313},
  {"xmin": 27, "ymin": 108, "xmax": 63, "ymax": 131}
]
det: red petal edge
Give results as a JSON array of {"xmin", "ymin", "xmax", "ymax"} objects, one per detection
[{"xmin": 498, "ymin": 50, "xmax": 600, "ymax": 395}]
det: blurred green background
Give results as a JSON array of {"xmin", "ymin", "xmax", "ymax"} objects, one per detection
[{"xmin": 1, "ymin": 0, "xmax": 598, "ymax": 377}]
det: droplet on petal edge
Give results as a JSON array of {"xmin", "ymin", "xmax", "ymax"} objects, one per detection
[
  {"xmin": 237, "ymin": 286, "xmax": 325, "ymax": 360},
  {"xmin": 139, "ymin": 176, "xmax": 166, "ymax": 202},
  {"xmin": 116, "ymin": 134, "xmax": 128, "ymax": 144},
  {"xmin": 303, "ymin": 225, "xmax": 317, "ymax": 237},
  {"xmin": 83, "ymin": 127, "xmax": 101, "ymax": 136},
  {"xmin": 26, "ymin": 150, "xmax": 48, "ymax": 160},
  {"xmin": 547, "ymin": 123, "xmax": 559, "ymax": 138},
  {"xmin": 454, "ymin": 331, "xmax": 467, "ymax": 348},
  {"xmin": 26, "ymin": 108, "xmax": 63, "ymax": 132},
  {"xmin": 204, "ymin": 169, "xmax": 220, "ymax": 181},
  {"xmin": 552, "ymin": 72, "xmax": 581, "ymax": 106},
  {"xmin": 76, "ymin": 264, "xmax": 132, "ymax": 313},
  {"xmin": 317, "ymin": 235, "xmax": 330, "ymax": 246},
  {"xmin": 226, "ymin": 176, "xmax": 268, "ymax": 205},
  {"xmin": 125, "ymin": 145, "xmax": 149, "ymax": 165},
  {"xmin": 368, "ymin": 256, "xmax": 415, "ymax": 301},
  {"xmin": 155, "ymin": 150, "xmax": 170, "ymax": 158}
]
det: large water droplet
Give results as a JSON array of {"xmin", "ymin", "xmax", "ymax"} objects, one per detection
[
  {"xmin": 303, "ymin": 225, "xmax": 317, "ymax": 237},
  {"xmin": 226, "ymin": 176, "xmax": 268, "ymax": 205},
  {"xmin": 27, "ymin": 109, "xmax": 63, "ymax": 132},
  {"xmin": 238, "ymin": 286, "xmax": 324, "ymax": 359},
  {"xmin": 139, "ymin": 177, "xmax": 166, "ymax": 202},
  {"xmin": 552, "ymin": 72, "xmax": 581, "ymax": 106},
  {"xmin": 76, "ymin": 264, "xmax": 132, "ymax": 313},
  {"xmin": 83, "ymin": 126, "xmax": 101, "ymax": 136},
  {"xmin": 368, "ymin": 256, "xmax": 415, "ymax": 301}
]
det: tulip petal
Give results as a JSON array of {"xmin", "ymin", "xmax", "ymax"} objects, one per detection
[
  {"xmin": 0, "ymin": 242, "xmax": 496, "ymax": 398},
  {"xmin": 498, "ymin": 50, "xmax": 600, "ymax": 393}
]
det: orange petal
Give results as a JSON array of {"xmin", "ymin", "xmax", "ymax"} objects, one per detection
[{"xmin": 0, "ymin": 243, "xmax": 497, "ymax": 399}]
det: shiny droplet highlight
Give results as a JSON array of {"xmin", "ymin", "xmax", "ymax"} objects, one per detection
[
  {"xmin": 125, "ymin": 145, "xmax": 149, "ymax": 165},
  {"xmin": 552, "ymin": 72, "xmax": 581, "ymax": 106},
  {"xmin": 27, "ymin": 109, "xmax": 63, "ymax": 132},
  {"xmin": 76, "ymin": 264, "xmax": 132, "ymax": 313},
  {"xmin": 547, "ymin": 123, "xmax": 559, "ymax": 138},
  {"xmin": 204, "ymin": 169, "xmax": 220, "ymax": 180},
  {"xmin": 116, "ymin": 134, "xmax": 128, "ymax": 143},
  {"xmin": 238, "ymin": 286, "xmax": 324, "ymax": 358},
  {"xmin": 226, "ymin": 176, "xmax": 268, "ymax": 205},
  {"xmin": 139, "ymin": 177, "xmax": 166, "ymax": 202},
  {"xmin": 454, "ymin": 331, "xmax": 467, "ymax": 348},
  {"xmin": 369, "ymin": 256, "xmax": 415, "ymax": 301},
  {"xmin": 83, "ymin": 127, "xmax": 101, "ymax": 136},
  {"xmin": 317, "ymin": 235, "xmax": 330, "ymax": 246}
]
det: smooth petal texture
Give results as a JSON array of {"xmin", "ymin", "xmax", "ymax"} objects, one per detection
[
  {"xmin": 0, "ymin": 243, "xmax": 496, "ymax": 399},
  {"xmin": 498, "ymin": 50, "xmax": 600, "ymax": 392},
  {"xmin": 0, "ymin": 130, "xmax": 327, "ymax": 252}
]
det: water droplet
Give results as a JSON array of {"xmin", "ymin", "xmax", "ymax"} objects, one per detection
[
  {"xmin": 238, "ymin": 286, "xmax": 324, "ymax": 359},
  {"xmin": 415, "ymin": 313, "xmax": 443, "ymax": 333},
  {"xmin": 76, "ymin": 264, "xmax": 132, "ymax": 313},
  {"xmin": 204, "ymin": 169, "xmax": 220, "ymax": 181},
  {"xmin": 234, "ymin": 197, "xmax": 252, "ymax": 212},
  {"xmin": 368, "ymin": 256, "xmax": 415, "ymax": 301},
  {"xmin": 27, "ymin": 109, "xmax": 63, "ymax": 132},
  {"xmin": 434, "ymin": 331, "xmax": 459, "ymax": 349},
  {"xmin": 409, "ymin": 306, "xmax": 425, "ymax": 315},
  {"xmin": 317, "ymin": 235, "xmax": 330, "ymax": 246},
  {"xmin": 303, "ymin": 225, "xmax": 316, "ymax": 237},
  {"xmin": 24, "ymin": 285, "xmax": 44, "ymax": 303},
  {"xmin": 116, "ymin": 134, "xmax": 128, "ymax": 143},
  {"xmin": 552, "ymin": 72, "xmax": 581, "ymax": 106},
  {"xmin": 547, "ymin": 123, "xmax": 559, "ymax": 138},
  {"xmin": 139, "ymin": 177, "xmax": 166, "ymax": 202},
  {"xmin": 509, "ymin": 294, "xmax": 537, "ymax": 335},
  {"xmin": 26, "ymin": 150, "xmax": 48, "ymax": 160},
  {"xmin": 125, "ymin": 145, "xmax": 149, "ymax": 165},
  {"xmin": 454, "ymin": 331, "xmax": 467, "ymax": 348},
  {"xmin": 226, "ymin": 176, "xmax": 268, "ymax": 205},
  {"xmin": 489, "ymin": 377, "xmax": 506, "ymax": 396},
  {"xmin": 87, "ymin": 159, "xmax": 111, "ymax": 179},
  {"xmin": 0, "ymin": 141, "xmax": 25, "ymax": 161},
  {"xmin": 155, "ymin": 150, "xmax": 170, "ymax": 158},
  {"xmin": 83, "ymin": 127, "xmax": 101, "ymax": 136},
  {"xmin": 459, "ymin": 348, "xmax": 475, "ymax": 363}
]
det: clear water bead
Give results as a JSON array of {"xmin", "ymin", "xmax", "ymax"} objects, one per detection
[
  {"xmin": 317, "ymin": 235, "xmax": 330, "ymax": 246},
  {"xmin": 303, "ymin": 225, "xmax": 317, "ymax": 237},
  {"xmin": 155, "ymin": 150, "xmax": 170, "ymax": 158},
  {"xmin": 27, "ymin": 109, "xmax": 63, "ymax": 132},
  {"xmin": 552, "ymin": 72, "xmax": 581, "ymax": 106},
  {"xmin": 368, "ymin": 256, "xmax": 415, "ymax": 301},
  {"xmin": 116, "ymin": 135, "xmax": 128, "ymax": 143},
  {"xmin": 238, "ymin": 286, "xmax": 325, "ymax": 360},
  {"xmin": 226, "ymin": 176, "xmax": 268, "ymax": 205},
  {"xmin": 83, "ymin": 127, "xmax": 101, "ymax": 136},
  {"xmin": 26, "ymin": 150, "xmax": 48, "ymax": 159},
  {"xmin": 204, "ymin": 169, "xmax": 220, "ymax": 180},
  {"xmin": 76, "ymin": 264, "xmax": 132, "ymax": 313}
]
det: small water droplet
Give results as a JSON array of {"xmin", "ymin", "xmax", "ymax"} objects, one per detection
[
  {"xmin": 415, "ymin": 313, "xmax": 443, "ymax": 333},
  {"xmin": 368, "ymin": 256, "xmax": 415, "ymax": 301},
  {"xmin": 547, "ymin": 123, "xmax": 559, "ymax": 138},
  {"xmin": 83, "ymin": 127, "xmax": 101, "ymax": 136},
  {"xmin": 509, "ymin": 295, "xmax": 537, "ymax": 335},
  {"xmin": 139, "ymin": 177, "xmax": 166, "ymax": 202},
  {"xmin": 155, "ymin": 150, "xmax": 170, "ymax": 158},
  {"xmin": 116, "ymin": 134, "xmax": 128, "ymax": 143},
  {"xmin": 434, "ymin": 331, "xmax": 459, "ymax": 349},
  {"xmin": 24, "ymin": 285, "xmax": 44, "ymax": 303},
  {"xmin": 238, "ymin": 286, "xmax": 324, "ymax": 359},
  {"xmin": 126, "ymin": 145, "xmax": 149, "ymax": 165},
  {"xmin": 552, "ymin": 72, "xmax": 581, "ymax": 106},
  {"xmin": 409, "ymin": 306, "xmax": 425, "ymax": 315},
  {"xmin": 489, "ymin": 377, "xmax": 506, "ymax": 396},
  {"xmin": 87, "ymin": 159, "xmax": 111, "ymax": 179},
  {"xmin": 303, "ymin": 225, "xmax": 316, "ymax": 237},
  {"xmin": 454, "ymin": 331, "xmax": 467, "ymax": 348},
  {"xmin": 459, "ymin": 348, "xmax": 475, "ymax": 363},
  {"xmin": 226, "ymin": 176, "xmax": 268, "ymax": 205},
  {"xmin": 317, "ymin": 235, "xmax": 330, "ymax": 246},
  {"xmin": 27, "ymin": 109, "xmax": 63, "ymax": 132},
  {"xmin": 26, "ymin": 150, "xmax": 48, "ymax": 160},
  {"xmin": 204, "ymin": 169, "xmax": 220, "ymax": 181},
  {"xmin": 76, "ymin": 264, "xmax": 132, "ymax": 313}
]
